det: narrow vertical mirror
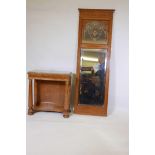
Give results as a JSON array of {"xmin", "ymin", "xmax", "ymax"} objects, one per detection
[
  {"xmin": 79, "ymin": 48, "xmax": 107, "ymax": 106},
  {"xmin": 74, "ymin": 9, "xmax": 114, "ymax": 116}
]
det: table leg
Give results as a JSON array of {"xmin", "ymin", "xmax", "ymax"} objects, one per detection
[
  {"xmin": 34, "ymin": 79, "xmax": 38, "ymax": 106},
  {"xmin": 63, "ymin": 81, "xmax": 71, "ymax": 118},
  {"xmin": 28, "ymin": 79, "xmax": 33, "ymax": 115}
]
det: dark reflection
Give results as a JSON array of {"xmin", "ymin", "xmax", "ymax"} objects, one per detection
[{"xmin": 79, "ymin": 49, "xmax": 107, "ymax": 106}]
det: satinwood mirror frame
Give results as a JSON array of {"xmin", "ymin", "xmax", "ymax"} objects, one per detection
[{"xmin": 74, "ymin": 9, "xmax": 114, "ymax": 116}]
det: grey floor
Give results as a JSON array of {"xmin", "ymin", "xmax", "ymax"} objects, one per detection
[{"xmin": 27, "ymin": 107, "xmax": 128, "ymax": 155}]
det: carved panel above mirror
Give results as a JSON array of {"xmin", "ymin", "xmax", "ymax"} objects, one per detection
[{"xmin": 82, "ymin": 21, "xmax": 108, "ymax": 44}]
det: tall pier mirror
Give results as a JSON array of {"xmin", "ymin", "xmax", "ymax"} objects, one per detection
[{"xmin": 74, "ymin": 9, "xmax": 114, "ymax": 116}]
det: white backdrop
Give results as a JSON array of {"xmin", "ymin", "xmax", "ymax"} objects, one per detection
[{"xmin": 26, "ymin": 0, "xmax": 129, "ymax": 112}]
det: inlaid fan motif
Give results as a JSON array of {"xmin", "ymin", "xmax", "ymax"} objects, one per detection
[{"xmin": 82, "ymin": 21, "xmax": 108, "ymax": 44}]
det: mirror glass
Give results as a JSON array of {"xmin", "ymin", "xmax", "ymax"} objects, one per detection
[{"xmin": 79, "ymin": 48, "xmax": 107, "ymax": 106}]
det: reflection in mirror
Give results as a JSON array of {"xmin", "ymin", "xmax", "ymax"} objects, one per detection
[{"xmin": 79, "ymin": 48, "xmax": 107, "ymax": 106}]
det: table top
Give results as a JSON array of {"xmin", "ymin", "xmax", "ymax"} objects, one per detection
[
  {"xmin": 28, "ymin": 70, "xmax": 71, "ymax": 74},
  {"xmin": 27, "ymin": 70, "xmax": 72, "ymax": 81}
]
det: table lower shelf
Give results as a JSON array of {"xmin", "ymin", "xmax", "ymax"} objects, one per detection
[
  {"xmin": 28, "ymin": 102, "xmax": 70, "ymax": 118},
  {"xmin": 33, "ymin": 102, "xmax": 64, "ymax": 113}
]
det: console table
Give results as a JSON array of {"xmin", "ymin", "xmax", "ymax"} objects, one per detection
[{"xmin": 27, "ymin": 71, "xmax": 71, "ymax": 118}]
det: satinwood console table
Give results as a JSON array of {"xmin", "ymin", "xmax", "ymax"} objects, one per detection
[{"xmin": 27, "ymin": 71, "xmax": 71, "ymax": 118}]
